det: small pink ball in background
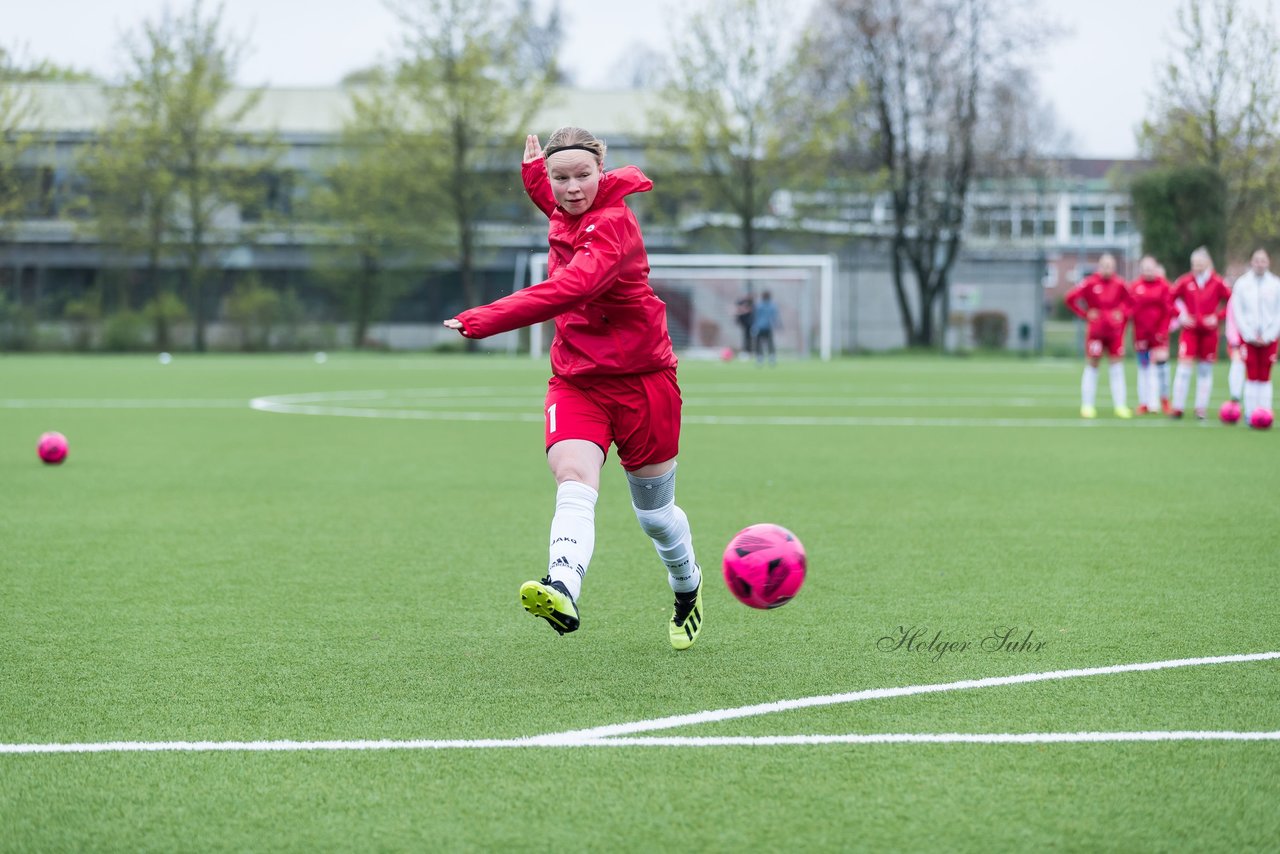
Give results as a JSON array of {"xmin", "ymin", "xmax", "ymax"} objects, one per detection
[
  {"xmin": 38, "ymin": 431, "xmax": 68, "ymax": 465},
  {"xmin": 1249, "ymin": 408, "xmax": 1273, "ymax": 430},
  {"xmin": 720, "ymin": 346, "xmax": 735, "ymax": 362},
  {"xmin": 1219, "ymin": 400, "xmax": 1241, "ymax": 424}
]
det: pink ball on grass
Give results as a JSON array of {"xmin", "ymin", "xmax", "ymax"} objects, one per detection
[
  {"xmin": 38, "ymin": 432, "xmax": 69, "ymax": 465},
  {"xmin": 722, "ymin": 523, "xmax": 807, "ymax": 609},
  {"xmin": 1219, "ymin": 400, "xmax": 1241, "ymax": 424},
  {"xmin": 1249, "ymin": 408, "xmax": 1273, "ymax": 430}
]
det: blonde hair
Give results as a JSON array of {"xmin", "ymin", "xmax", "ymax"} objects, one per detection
[{"xmin": 544, "ymin": 127, "xmax": 607, "ymax": 164}]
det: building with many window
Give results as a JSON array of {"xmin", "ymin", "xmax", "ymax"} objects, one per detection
[{"xmin": 2, "ymin": 82, "xmax": 1147, "ymax": 353}]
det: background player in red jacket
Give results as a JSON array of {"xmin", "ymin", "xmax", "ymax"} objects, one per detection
[
  {"xmin": 1128, "ymin": 255, "xmax": 1175, "ymax": 414},
  {"xmin": 1064, "ymin": 253, "xmax": 1133, "ymax": 419},
  {"xmin": 444, "ymin": 127, "xmax": 704, "ymax": 650},
  {"xmin": 1170, "ymin": 247, "xmax": 1231, "ymax": 419}
]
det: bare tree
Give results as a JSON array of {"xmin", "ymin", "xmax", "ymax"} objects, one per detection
[
  {"xmin": 804, "ymin": 0, "xmax": 1047, "ymax": 347},
  {"xmin": 652, "ymin": 0, "xmax": 801, "ymax": 255},
  {"xmin": 1140, "ymin": 0, "xmax": 1279, "ymax": 255}
]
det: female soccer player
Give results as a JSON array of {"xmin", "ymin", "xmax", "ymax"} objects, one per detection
[
  {"xmin": 1229, "ymin": 249, "xmax": 1280, "ymax": 424},
  {"xmin": 1064, "ymin": 253, "xmax": 1132, "ymax": 419},
  {"xmin": 443, "ymin": 128, "xmax": 704, "ymax": 650},
  {"xmin": 1170, "ymin": 247, "xmax": 1231, "ymax": 420},
  {"xmin": 1128, "ymin": 255, "xmax": 1174, "ymax": 414}
]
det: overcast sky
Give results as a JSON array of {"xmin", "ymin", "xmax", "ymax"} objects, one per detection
[{"xmin": 7, "ymin": 0, "xmax": 1276, "ymax": 158}]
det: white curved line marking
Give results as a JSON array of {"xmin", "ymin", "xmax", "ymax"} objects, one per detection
[{"xmin": 249, "ymin": 390, "xmax": 1168, "ymax": 429}]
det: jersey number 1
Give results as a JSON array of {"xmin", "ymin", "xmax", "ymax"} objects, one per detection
[{"xmin": 547, "ymin": 403, "xmax": 557, "ymax": 433}]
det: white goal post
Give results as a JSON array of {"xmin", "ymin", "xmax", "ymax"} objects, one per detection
[{"xmin": 526, "ymin": 254, "xmax": 838, "ymax": 361}]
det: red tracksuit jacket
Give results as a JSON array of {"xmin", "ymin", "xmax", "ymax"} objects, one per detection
[
  {"xmin": 1064, "ymin": 274, "xmax": 1132, "ymax": 337},
  {"xmin": 453, "ymin": 159, "xmax": 677, "ymax": 379},
  {"xmin": 1171, "ymin": 272, "xmax": 1230, "ymax": 330},
  {"xmin": 1128, "ymin": 276, "xmax": 1174, "ymax": 339}
]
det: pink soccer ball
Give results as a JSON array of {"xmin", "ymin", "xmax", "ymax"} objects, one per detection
[
  {"xmin": 720, "ymin": 346, "xmax": 735, "ymax": 362},
  {"xmin": 1219, "ymin": 400, "xmax": 1242, "ymax": 424},
  {"xmin": 722, "ymin": 523, "xmax": 807, "ymax": 609},
  {"xmin": 38, "ymin": 431, "xmax": 68, "ymax": 465},
  {"xmin": 1250, "ymin": 408, "xmax": 1273, "ymax": 430}
]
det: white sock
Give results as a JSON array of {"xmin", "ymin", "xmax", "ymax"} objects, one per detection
[
  {"xmin": 1081, "ymin": 365, "xmax": 1099, "ymax": 408},
  {"xmin": 1244, "ymin": 381, "xmax": 1259, "ymax": 419},
  {"xmin": 1263, "ymin": 382, "xmax": 1274, "ymax": 413},
  {"xmin": 628, "ymin": 466, "xmax": 701, "ymax": 594},
  {"xmin": 1137, "ymin": 363, "xmax": 1153, "ymax": 408},
  {"xmin": 1229, "ymin": 358, "xmax": 1245, "ymax": 401},
  {"xmin": 1109, "ymin": 362, "xmax": 1127, "ymax": 409},
  {"xmin": 1173, "ymin": 363, "xmax": 1191, "ymax": 411},
  {"xmin": 1157, "ymin": 361, "xmax": 1171, "ymax": 401},
  {"xmin": 1195, "ymin": 361, "xmax": 1214, "ymax": 411},
  {"xmin": 547, "ymin": 481, "xmax": 597, "ymax": 601}
]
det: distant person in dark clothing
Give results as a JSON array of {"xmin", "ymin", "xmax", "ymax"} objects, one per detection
[
  {"xmin": 734, "ymin": 294, "xmax": 754, "ymax": 354},
  {"xmin": 752, "ymin": 290, "xmax": 779, "ymax": 366}
]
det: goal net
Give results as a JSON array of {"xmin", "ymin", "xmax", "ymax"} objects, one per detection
[{"xmin": 526, "ymin": 254, "xmax": 837, "ymax": 361}]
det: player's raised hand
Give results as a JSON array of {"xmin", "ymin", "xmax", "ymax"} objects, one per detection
[
  {"xmin": 443, "ymin": 318, "xmax": 464, "ymax": 333},
  {"xmin": 523, "ymin": 134, "xmax": 543, "ymax": 164}
]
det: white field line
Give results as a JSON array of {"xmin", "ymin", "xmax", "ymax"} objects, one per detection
[
  {"xmin": 3, "ymin": 651, "xmax": 1276, "ymax": 756},
  {"xmin": 3, "ymin": 732, "xmax": 1279, "ymax": 755},
  {"xmin": 1, "ymin": 399, "xmax": 245, "ymax": 409},
  {"xmin": 338, "ymin": 396, "xmax": 1074, "ymax": 409},
  {"xmin": 533, "ymin": 651, "xmax": 1280, "ymax": 743},
  {"xmin": 586, "ymin": 731, "xmax": 1280, "ymax": 746},
  {"xmin": 249, "ymin": 392, "xmax": 1165, "ymax": 429}
]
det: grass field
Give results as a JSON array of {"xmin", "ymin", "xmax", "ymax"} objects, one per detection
[{"xmin": 3, "ymin": 352, "xmax": 1278, "ymax": 852}]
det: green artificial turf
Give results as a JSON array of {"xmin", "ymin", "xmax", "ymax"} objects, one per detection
[{"xmin": 2, "ymin": 353, "xmax": 1277, "ymax": 852}]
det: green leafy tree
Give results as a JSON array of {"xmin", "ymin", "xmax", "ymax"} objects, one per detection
[
  {"xmin": 1130, "ymin": 165, "xmax": 1228, "ymax": 276},
  {"xmin": 649, "ymin": 0, "xmax": 802, "ymax": 255},
  {"xmin": 0, "ymin": 48, "xmax": 40, "ymax": 245},
  {"xmin": 381, "ymin": 0, "xmax": 560, "ymax": 336},
  {"xmin": 0, "ymin": 48, "xmax": 99, "ymax": 83},
  {"xmin": 79, "ymin": 1, "xmax": 280, "ymax": 350},
  {"xmin": 1140, "ymin": 0, "xmax": 1279, "ymax": 255},
  {"xmin": 309, "ymin": 92, "xmax": 438, "ymax": 348}
]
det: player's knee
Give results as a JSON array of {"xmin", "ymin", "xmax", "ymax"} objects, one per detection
[
  {"xmin": 634, "ymin": 503, "xmax": 680, "ymax": 538},
  {"xmin": 628, "ymin": 465, "xmax": 683, "ymax": 537}
]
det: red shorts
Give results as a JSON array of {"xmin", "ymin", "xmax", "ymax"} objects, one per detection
[
  {"xmin": 544, "ymin": 370, "xmax": 682, "ymax": 470},
  {"xmin": 1244, "ymin": 341, "xmax": 1279, "ymax": 381},
  {"xmin": 1086, "ymin": 328, "xmax": 1124, "ymax": 359},
  {"xmin": 1178, "ymin": 327, "xmax": 1219, "ymax": 362},
  {"xmin": 1133, "ymin": 326, "xmax": 1169, "ymax": 353}
]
